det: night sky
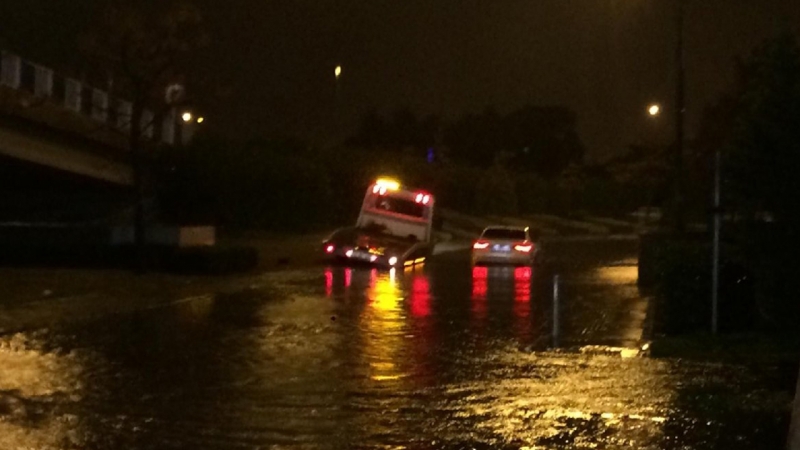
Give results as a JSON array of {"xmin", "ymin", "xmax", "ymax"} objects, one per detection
[{"xmin": 1, "ymin": 0, "xmax": 797, "ymax": 160}]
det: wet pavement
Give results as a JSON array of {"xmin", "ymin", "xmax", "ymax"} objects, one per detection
[{"xmin": 0, "ymin": 239, "xmax": 792, "ymax": 449}]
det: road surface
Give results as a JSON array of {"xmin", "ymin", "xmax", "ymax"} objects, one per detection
[{"xmin": 0, "ymin": 239, "xmax": 790, "ymax": 449}]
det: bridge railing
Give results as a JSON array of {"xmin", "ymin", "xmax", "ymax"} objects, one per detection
[{"xmin": 0, "ymin": 50, "xmax": 192, "ymax": 147}]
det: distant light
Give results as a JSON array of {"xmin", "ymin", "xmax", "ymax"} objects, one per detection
[
  {"xmin": 388, "ymin": 256, "xmax": 398, "ymax": 266},
  {"xmin": 181, "ymin": 112, "xmax": 193, "ymax": 122},
  {"xmin": 325, "ymin": 245, "xmax": 335, "ymax": 254},
  {"xmin": 196, "ymin": 117, "xmax": 204, "ymax": 124},
  {"xmin": 335, "ymin": 65, "xmax": 342, "ymax": 78},
  {"xmin": 345, "ymin": 250, "xmax": 354, "ymax": 258},
  {"xmin": 422, "ymin": 195, "xmax": 430, "ymax": 205},
  {"xmin": 648, "ymin": 104, "xmax": 661, "ymax": 117}
]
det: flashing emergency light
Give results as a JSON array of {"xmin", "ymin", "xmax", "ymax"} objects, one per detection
[{"xmin": 375, "ymin": 178, "xmax": 400, "ymax": 191}]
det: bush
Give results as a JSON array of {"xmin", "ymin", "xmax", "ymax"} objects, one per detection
[
  {"xmin": 741, "ymin": 223, "xmax": 800, "ymax": 332},
  {"xmin": 161, "ymin": 138, "xmax": 334, "ymax": 232},
  {"xmin": 475, "ymin": 165, "xmax": 517, "ymax": 216},
  {"xmin": 164, "ymin": 138, "xmax": 648, "ymax": 232},
  {"xmin": 516, "ymin": 174, "xmax": 549, "ymax": 214},
  {"xmin": 640, "ymin": 232, "xmax": 757, "ymax": 335}
]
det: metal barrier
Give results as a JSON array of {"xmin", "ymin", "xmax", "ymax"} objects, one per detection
[{"xmin": 0, "ymin": 49, "xmax": 192, "ymax": 146}]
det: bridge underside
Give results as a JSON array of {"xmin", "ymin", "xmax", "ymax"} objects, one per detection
[
  {"xmin": 0, "ymin": 151, "xmax": 133, "ymax": 224},
  {"xmin": 0, "ymin": 110, "xmax": 133, "ymax": 187}
]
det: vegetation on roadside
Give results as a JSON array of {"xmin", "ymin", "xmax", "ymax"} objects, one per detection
[{"xmin": 642, "ymin": 32, "xmax": 800, "ymax": 336}]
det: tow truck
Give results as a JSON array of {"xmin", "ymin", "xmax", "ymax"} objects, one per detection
[{"xmin": 322, "ymin": 178, "xmax": 436, "ymax": 269}]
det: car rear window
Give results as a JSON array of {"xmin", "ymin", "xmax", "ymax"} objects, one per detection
[{"xmin": 481, "ymin": 228, "xmax": 527, "ymax": 240}]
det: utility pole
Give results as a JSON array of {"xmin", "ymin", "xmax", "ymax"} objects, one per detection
[
  {"xmin": 673, "ymin": 0, "xmax": 686, "ymax": 233},
  {"xmin": 711, "ymin": 149, "xmax": 721, "ymax": 334},
  {"xmin": 334, "ymin": 65, "xmax": 342, "ymax": 142}
]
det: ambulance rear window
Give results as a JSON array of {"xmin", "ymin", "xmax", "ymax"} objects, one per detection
[{"xmin": 371, "ymin": 195, "xmax": 426, "ymax": 218}]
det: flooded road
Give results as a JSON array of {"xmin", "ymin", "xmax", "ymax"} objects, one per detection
[{"xmin": 0, "ymin": 240, "xmax": 792, "ymax": 449}]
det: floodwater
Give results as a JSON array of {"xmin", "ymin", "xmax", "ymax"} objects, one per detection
[{"xmin": 0, "ymin": 240, "xmax": 792, "ymax": 449}]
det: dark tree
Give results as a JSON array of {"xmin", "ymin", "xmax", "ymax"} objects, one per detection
[
  {"xmin": 695, "ymin": 32, "xmax": 800, "ymax": 330},
  {"xmin": 728, "ymin": 33, "xmax": 800, "ymax": 224},
  {"xmin": 348, "ymin": 108, "xmax": 440, "ymax": 157},
  {"xmin": 504, "ymin": 105, "xmax": 585, "ymax": 178},
  {"xmin": 81, "ymin": 1, "xmax": 207, "ymax": 270},
  {"xmin": 443, "ymin": 107, "xmax": 503, "ymax": 167},
  {"xmin": 444, "ymin": 105, "xmax": 584, "ymax": 177}
]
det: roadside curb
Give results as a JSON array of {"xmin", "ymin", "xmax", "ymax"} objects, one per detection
[
  {"xmin": 541, "ymin": 234, "xmax": 640, "ymax": 243},
  {"xmin": 441, "ymin": 223, "xmax": 478, "ymax": 239}
]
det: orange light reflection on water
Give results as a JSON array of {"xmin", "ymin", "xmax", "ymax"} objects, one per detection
[{"xmin": 361, "ymin": 270, "xmax": 406, "ymax": 383}]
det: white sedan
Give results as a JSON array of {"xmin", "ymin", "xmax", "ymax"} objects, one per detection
[{"xmin": 472, "ymin": 226, "xmax": 538, "ymax": 266}]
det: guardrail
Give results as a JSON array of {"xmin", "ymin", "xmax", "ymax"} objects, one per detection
[{"xmin": 0, "ymin": 50, "xmax": 192, "ymax": 146}]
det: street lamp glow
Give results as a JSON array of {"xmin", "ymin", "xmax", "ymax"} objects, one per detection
[
  {"xmin": 648, "ymin": 104, "xmax": 661, "ymax": 117},
  {"xmin": 334, "ymin": 65, "xmax": 342, "ymax": 78},
  {"xmin": 181, "ymin": 112, "xmax": 193, "ymax": 122},
  {"xmin": 196, "ymin": 116, "xmax": 204, "ymax": 124}
]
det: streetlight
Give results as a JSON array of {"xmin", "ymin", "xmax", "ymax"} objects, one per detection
[
  {"xmin": 648, "ymin": 104, "xmax": 661, "ymax": 117},
  {"xmin": 334, "ymin": 65, "xmax": 342, "ymax": 79},
  {"xmin": 196, "ymin": 116, "xmax": 204, "ymax": 124},
  {"xmin": 181, "ymin": 111, "xmax": 193, "ymax": 123}
]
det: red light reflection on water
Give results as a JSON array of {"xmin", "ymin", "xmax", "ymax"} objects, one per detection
[
  {"xmin": 472, "ymin": 266, "xmax": 488, "ymax": 322},
  {"xmin": 323, "ymin": 267, "xmax": 354, "ymax": 297},
  {"xmin": 325, "ymin": 269, "xmax": 333, "ymax": 297},
  {"xmin": 410, "ymin": 275, "xmax": 431, "ymax": 317},
  {"xmin": 472, "ymin": 266, "xmax": 488, "ymax": 298},
  {"xmin": 514, "ymin": 267, "xmax": 531, "ymax": 303},
  {"xmin": 513, "ymin": 266, "xmax": 532, "ymax": 341}
]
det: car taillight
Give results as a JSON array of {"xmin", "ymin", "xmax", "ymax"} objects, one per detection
[
  {"xmin": 514, "ymin": 243, "xmax": 533, "ymax": 253},
  {"xmin": 473, "ymin": 241, "xmax": 489, "ymax": 250},
  {"xmin": 325, "ymin": 244, "xmax": 335, "ymax": 254}
]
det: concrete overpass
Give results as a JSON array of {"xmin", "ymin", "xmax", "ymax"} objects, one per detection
[
  {"xmin": 0, "ymin": 49, "xmax": 198, "ymax": 187},
  {"xmin": 0, "ymin": 49, "xmax": 203, "ymax": 227}
]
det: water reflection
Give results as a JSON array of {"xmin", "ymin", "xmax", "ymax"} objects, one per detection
[
  {"xmin": 595, "ymin": 264, "xmax": 638, "ymax": 285},
  {"xmin": 1, "ymin": 239, "xmax": 788, "ymax": 449},
  {"xmin": 323, "ymin": 266, "xmax": 437, "ymax": 385},
  {"xmin": 471, "ymin": 266, "xmax": 489, "ymax": 329},
  {"xmin": 513, "ymin": 267, "xmax": 532, "ymax": 342},
  {"xmin": 0, "ymin": 333, "xmax": 88, "ymax": 449},
  {"xmin": 410, "ymin": 274, "xmax": 431, "ymax": 318},
  {"xmin": 471, "ymin": 266, "xmax": 535, "ymax": 341}
]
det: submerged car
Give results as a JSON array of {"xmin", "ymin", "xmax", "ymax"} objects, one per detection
[{"xmin": 472, "ymin": 225, "xmax": 538, "ymax": 266}]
